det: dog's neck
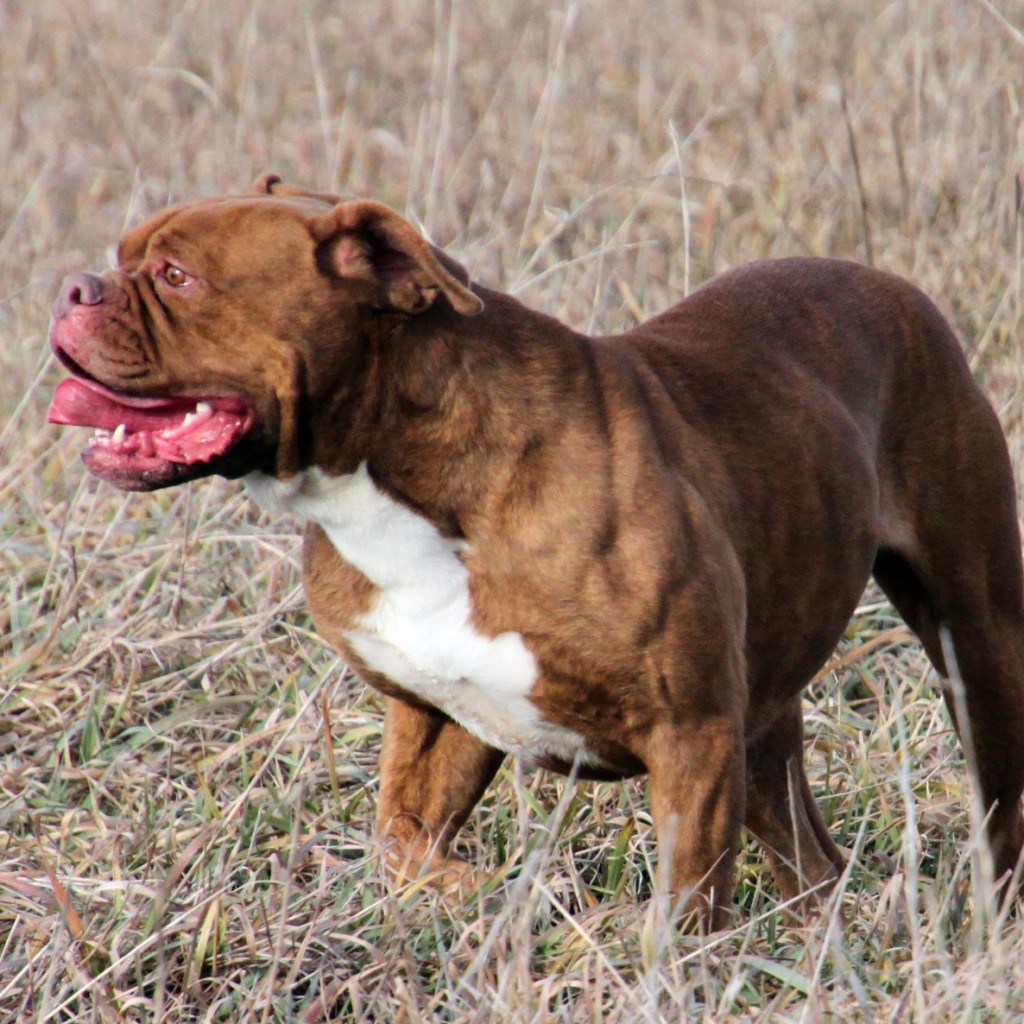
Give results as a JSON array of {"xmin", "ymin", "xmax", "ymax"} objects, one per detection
[{"xmin": 276, "ymin": 290, "xmax": 593, "ymax": 531}]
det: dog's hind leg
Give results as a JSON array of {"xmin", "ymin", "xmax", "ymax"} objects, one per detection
[
  {"xmin": 744, "ymin": 699, "xmax": 846, "ymax": 911},
  {"xmin": 937, "ymin": 614, "xmax": 1024, "ymax": 885},
  {"xmin": 645, "ymin": 708, "xmax": 747, "ymax": 931},
  {"xmin": 873, "ymin": 498, "xmax": 1024, "ymax": 886}
]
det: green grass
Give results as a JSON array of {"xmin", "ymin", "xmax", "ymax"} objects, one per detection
[{"xmin": 3, "ymin": 0, "xmax": 1024, "ymax": 1020}]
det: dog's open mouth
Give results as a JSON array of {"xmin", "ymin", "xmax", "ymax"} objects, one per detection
[{"xmin": 48, "ymin": 376, "xmax": 257, "ymax": 490}]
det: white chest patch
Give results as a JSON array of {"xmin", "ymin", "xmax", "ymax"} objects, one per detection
[{"xmin": 244, "ymin": 466, "xmax": 605, "ymax": 767}]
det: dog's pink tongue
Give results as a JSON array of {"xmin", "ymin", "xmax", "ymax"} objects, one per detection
[{"xmin": 49, "ymin": 378, "xmax": 191, "ymax": 431}]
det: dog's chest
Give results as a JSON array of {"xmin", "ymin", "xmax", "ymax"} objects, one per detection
[{"xmin": 246, "ymin": 466, "xmax": 602, "ymax": 767}]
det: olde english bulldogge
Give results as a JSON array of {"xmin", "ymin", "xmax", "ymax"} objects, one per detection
[{"xmin": 47, "ymin": 174, "xmax": 1024, "ymax": 930}]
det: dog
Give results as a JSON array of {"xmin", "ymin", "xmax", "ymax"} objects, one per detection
[{"xmin": 47, "ymin": 174, "xmax": 1024, "ymax": 929}]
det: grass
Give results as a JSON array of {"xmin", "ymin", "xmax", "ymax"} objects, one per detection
[{"xmin": 2, "ymin": 0, "xmax": 1024, "ymax": 1020}]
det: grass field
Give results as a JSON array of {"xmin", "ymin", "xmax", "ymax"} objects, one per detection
[{"xmin": 3, "ymin": 0, "xmax": 1024, "ymax": 1020}]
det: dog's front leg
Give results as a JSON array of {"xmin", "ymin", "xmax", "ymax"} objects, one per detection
[
  {"xmin": 376, "ymin": 697, "xmax": 505, "ymax": 892},
  {"xmin": 644, "ymin": 712, "xmax": 746, "ymax": 932}
]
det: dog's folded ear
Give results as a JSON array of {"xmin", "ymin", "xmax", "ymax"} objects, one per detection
[
  {"xmin": 309, "ymin": 201, "xmax": 484, "ymax": 317},
  {"xmin": 251, "ymin": 172, "xmax": 284, "ymax": 195},
  {"xmin": 251, "ymin": 172, "xmax": 349, "ymax": 207}
]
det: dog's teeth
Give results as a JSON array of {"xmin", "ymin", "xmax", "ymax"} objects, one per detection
[
  {"xmin": 196, "ymin": 401, "xmax": 212, "ymax": 415},
  {"xmin": 182, "ymin": 412, "xmax": 198, "ymax": 428},
  {"xmin": 112, "ymin": 423, "xmax": 127, "ymax": 444}
]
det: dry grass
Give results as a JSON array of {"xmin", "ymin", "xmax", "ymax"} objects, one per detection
[{"xmin": 3, "ymin": 0, "xmax": 1024, "ymax": 1020}]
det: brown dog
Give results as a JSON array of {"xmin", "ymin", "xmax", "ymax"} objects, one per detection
[{"xmin": 47, "ymin": 174, "xmax": 1024, "ymax": 929}]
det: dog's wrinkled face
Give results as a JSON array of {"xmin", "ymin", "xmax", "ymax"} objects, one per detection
[
  {"xmin": 48, "ymin": 178, "xmax": 482, "ymax": 491},
  {"xmin": 48, "ymin": 195, "xmax": 333, "ymax": 490}
]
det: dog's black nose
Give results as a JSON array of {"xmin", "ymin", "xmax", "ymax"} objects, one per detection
[{"xmin": 53, "ymin": 272, "xmax": 106, "ymax": 318}]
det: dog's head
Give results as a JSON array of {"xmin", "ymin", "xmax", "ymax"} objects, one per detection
[{"xmin": 47, "ymin": 174, "xmax": 482, "ymax": 491}]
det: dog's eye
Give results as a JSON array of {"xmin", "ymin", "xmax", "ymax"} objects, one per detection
[{"xmin": 161, "ymin": 265, "xmax": 193, "ymax": 288}]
